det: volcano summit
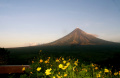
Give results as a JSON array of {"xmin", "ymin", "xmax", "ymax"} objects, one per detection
[{"xmin": 46, "ymin": 28, "xmax": 116, "ymax": 46}]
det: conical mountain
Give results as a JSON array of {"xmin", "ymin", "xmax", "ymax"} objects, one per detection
[{"xmin": 47, "ymin": 28, "xmax": 116, "ymax": 46}]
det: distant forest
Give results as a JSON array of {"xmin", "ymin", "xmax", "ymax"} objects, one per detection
[{"xmin": 0, "ymin": 48, "xmax": 10, "ymax": 65}]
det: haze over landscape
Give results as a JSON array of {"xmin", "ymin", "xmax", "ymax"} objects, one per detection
[{"xmin": 0, "ymin": 0, "xmax": 120, "ymax": 48}]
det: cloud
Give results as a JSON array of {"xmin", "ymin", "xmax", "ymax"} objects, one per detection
[
  {"xmin": 86, "ymin": 33, "xmax": 99, "ymax": 37},
  {"xmin": 24, "ymin": 42, "xmax": 39, "ymax": 46},
  {"xmin": 29, "ymin": 42, "xmax": 39, "ymax": 46}
]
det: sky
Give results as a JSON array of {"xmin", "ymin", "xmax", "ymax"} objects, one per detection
[{"xmin": 0, "ymin": 0, "xmax": 120, "ymax": 48}]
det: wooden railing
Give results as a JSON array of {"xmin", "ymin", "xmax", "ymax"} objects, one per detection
[{"xmin": 0, "ymin": 65, "xmax": 30, "ymax": 74}]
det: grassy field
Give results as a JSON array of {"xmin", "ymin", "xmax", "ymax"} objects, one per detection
[
  {"xmin": 7, "ymin": 46, "xmax": 120, "ymax": 78},
  {"xmin": 8, "ymin": 45, "xmax": 120, "ymax": 68},
  {"xmin": 3, "ymin": 45, "xmax": 120, "ymax": 78}
]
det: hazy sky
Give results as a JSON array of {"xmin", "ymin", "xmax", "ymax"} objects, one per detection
[{"xmin": 0, "ymin": 0, "xmax": 120, "ymax": 48}]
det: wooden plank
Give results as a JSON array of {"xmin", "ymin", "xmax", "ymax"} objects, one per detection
[{"xmin": 0, "ymin": 65, "xmax": 30, "ymax": 74}]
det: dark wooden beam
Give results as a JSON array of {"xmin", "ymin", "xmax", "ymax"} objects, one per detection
[{"xmin": 0, "ymin": 65, "xmax": 30, "ymax": 74}]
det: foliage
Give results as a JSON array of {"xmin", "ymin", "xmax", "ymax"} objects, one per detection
[
  {"xmin": 19, "ymin": 50, "xmax": 120, "ymax": 78},
  {"xmin": 0, "ymin": 48, "xmax": 10, "ymax": 65},
  {"xmin": 8, "ymin": 45, "xmax": 120, "ymax": 67}
]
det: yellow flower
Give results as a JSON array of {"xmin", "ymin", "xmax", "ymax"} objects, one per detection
[
  {"xmin": 68, "ymin": 58, "xmax": 71, "ymax": 61},
  {"xmin": 82, "ymin": 68, "xmax": 87, "ymax": 72},
  {"xmin": 63, "ymin": 60, "xmax": 66, "ymax": 64},
  {"xmin": 56, "ymin": 59, "xmax": 60, "ymax": 62},
  {"xmin": 59, "ymin": 64, "xmax": 63, "ymax": 69},
  {"xmin": 58, "ymin": 72, "xmax": 60, "ymax": 74},
  {"xmin": 95, "ymin": 67, "xmax": 98, "ymax": 70},
  {"xmin": 77, "ymin": 59, "xmax": 78, "ymax": 61},
  {"xmin": 40, "ymin": 59, "xmax": 43, "ymax": 63},
  {"xmin": 64, "ymin": 74, "xmax": 67, "ymax": 77},
  {"xmin": 74, "ymin": 62, "xmax": 78, "ymax": 66},
  {"xmin": 74, "ymin": 59, "xmax": 78, "ymax": 66},
  {"xmin": 53, "ymin": 76, "xmax": 56, "ymax": 78},
  {"xmin": 73, "ymin": 66, "xmax": 76, "ymax": 71},
  {"xmin": 119, "ymin": 71, "xmax": 120, "ymax": 75},
  {"xmin": 45, "ymin": 60, "xmax": 49, "ymax": 63},
  {"xmin": 57, "ymin": 75, "xmax": 61, "ymax": 78},
  {"xmin": 99, "ymin": 71, "xmax": 102, "ymax": 73},
  {"xmin": 62, "ymin": 58, "xmax": 64, "ymax": 60},
  {"xmin": 40, "ymin": 50, "xmax": 42, "ymax": 52},
  {"xmin": 114, "ymin": 72, "xmax": 118, "ymax": 76},
  {"xmin": 37, "ymin": 67, "xmax": 41, "ymax": 71},
  {"xmin": 22, "ymin": 67, "xmax": 25, "ymax": 71},
  {"xmin": 30, "ymin": 72, "xmax": 33, "ymax": 74},
  {"xmin": 45, "ymin": 68, "xmax": 52, "ymax": 75},
  {"xmin": 32, "ymin": 61, "xmax": 34, "ymax": 63},
  {"xmin": 75, "ymin": 59, "xmax": 78, "ymax": 63},
  {"xmin": 66, "ymin": 62, "xmax": 70, "ymax": 66},
  {"xmin": 62, "ymin": 66, "xmax": 68, "ymax": 70},
  {"xmin": 96, "ymin": 73, "xmax": 101, "ymax": 78},
  {"xmin": 48, "ymin": 57, "xmax": 50, "ymax": 59},
  {"xmin": 92, "ymin": 63, "xmax": 94, "ymax": 67},
  {"xmin": 104, "ymin": 68, "xmax": 109, "ymax": 73}
]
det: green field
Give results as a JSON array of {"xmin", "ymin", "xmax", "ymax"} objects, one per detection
[
  {"xmin": 5, "ymin": 45, "xmax": 120, "ymax": 78},
  {"xmin": 8, "ymin": 45, "xmax": 120, "ymax": 69}
]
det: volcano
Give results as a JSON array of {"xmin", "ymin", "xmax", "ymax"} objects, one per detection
[{"xmin": 46, "ymin": 28, "xmax": 116, "ymax": 46}]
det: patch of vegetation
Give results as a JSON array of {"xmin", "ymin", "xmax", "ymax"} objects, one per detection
[
  {"xmin": 8, "ymin": 45, "xmax": 120, "ymax": 68},
  {"xmin": 11, "ymin": 50, "xmax": 120, "ymax": 78},
  {"xmin": 0, "ymin": 48, "xmax": 10, "ymax": 65},
  {"xmin": 6, "ymin": 45, "xmax": 120, "ymax": 77}
]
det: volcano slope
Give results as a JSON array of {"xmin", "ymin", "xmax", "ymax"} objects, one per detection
[{"xmin": 46, "ymin": 28, "xmax": 116, "ymax": 46}]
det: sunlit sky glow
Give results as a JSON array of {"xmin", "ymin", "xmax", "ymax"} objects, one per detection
[{"xmin": 0, "ymin": 0, "xmax": 120, "ymax": 48}]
